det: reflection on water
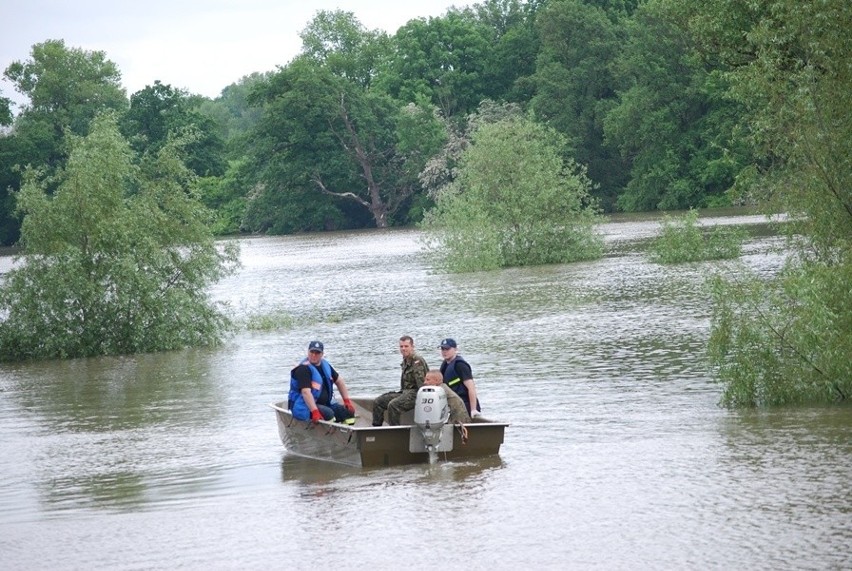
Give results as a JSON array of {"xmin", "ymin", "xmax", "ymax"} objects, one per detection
[
  {"xmin": 4, "ymin": 350, "xmax": 223, "ymax": 433},
  {"xmin": 1, "ymin": 212, "xmax": 850, "ymax": 570},
  {"xmin": 1, "ymin": 349, "xmax": 230, "ymax": 518},
  {"xmin": 280, "ymin": 452, "xmax": 506, "ymax": 487}
]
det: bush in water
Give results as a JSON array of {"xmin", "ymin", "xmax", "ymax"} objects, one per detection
[
  {"xmin": 421, "ymin": 116, "xmax": 603, "ymax": 273},
  {"xmin": 649, "ymin": 209, "xmax": 745, "ymax": 264},
  {"xmin": 707, "ymin": 257, "xmax": 852, "ymax": 407}
]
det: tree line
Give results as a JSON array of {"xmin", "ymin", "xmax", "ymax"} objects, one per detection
[{"xmin": 3, "ymin": 0, "xmax": 753, "ymax": 244}]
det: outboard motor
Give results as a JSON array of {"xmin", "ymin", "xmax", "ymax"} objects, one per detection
[{"xmin": 414, "ymin": 386, "xmax": 449, "ymax": 461}]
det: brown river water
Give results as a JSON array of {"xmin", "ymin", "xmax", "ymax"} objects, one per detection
[{"xmin": 1, "ymin": 212, "xmax": 850, "ymax": 570}]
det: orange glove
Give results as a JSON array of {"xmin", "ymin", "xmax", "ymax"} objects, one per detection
[
  {"xmin": 344, "ymin": 399, "xmax": 355, "ymax": 414},
  {"xmin": 310, "ymin": 409, "xmax": 323, "ymax": 423}
]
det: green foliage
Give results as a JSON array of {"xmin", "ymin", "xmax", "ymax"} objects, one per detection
[
  {"xmin": 237, "ymin": 306, "xmax": 343, "ymax": 330},
  {"xmin": 1, "ymin": 39, "xmax": 128, "ymax": 246},
  {"xmin": 649, "ymin": 209, "xmax": 745, "ymax": 264},
  {"xmin": 0, "ymin": 95, "xmax": 12, "ymax": 126},
  {"xmin": 707, "ymin": 257, "xmax": 852, "ymax": 407},
  {"xmin": 691, "ymin": 0, "xmax": 852, "ymax": 407},
  {"xmin": 395, "ymin": 100, "xmax": 448, "ymax": 177},
  {"xmin": 604, "ymin": 0, "xmax": 751, "ymax": 212},
  {"xmin": 0, "ymin": 134, "xmax": 24, "ymax": 244},
  {"xmin": 243, "ymin": 310, "xmax": 296, "ymax": 332},
  {"xmin": 299, "ymin": 9, "xmax": 392, "ymax": 87},
  {"xmin": 748, "ymin": 2, "xmax": 850, "ymax": 259},
  {"xmin": 419, "ymin": 99, "xmax": 524, "ymax": 198},
  {"xmin": 196, "ymin": 72, "xmax": 268, "ymax": 154},
  {"xmin": 531, "ymin": 0, "xmax": 630, "ymax": 211},
  {"xmin": 421, "ymin": 116, "xmax": 603, "ymax": 272},
  {"xmin": 380, "ymin": 11, "xmax": 492, "ymax": 118},
  {"xmin": 246, "ymin": 19, "xmax": 441, "ymax": 231},
  {"xmin": 0, "ymin": 114, "xmax": 239, "ymax": 361},
  {"xmin": 195, "ymin": 170, "xmax": 246, "ymax": 235},
  {"xmin": 121, "ymin": 81, "xmax": 226, "ymax": 177},
  {"xmin": 380, "ymin": 1, "xmax": 543, "ymax": 115},
  {"xmin": 466, "ymin": 0, "xmax": 543, "ymax": 103},
  {"xmin": 241, "ymin": 182, "xmax": 356, "ymax": 234},
  {"xmin": 4, "ymin": 39, "xmax": 127, "ymax": 136}
]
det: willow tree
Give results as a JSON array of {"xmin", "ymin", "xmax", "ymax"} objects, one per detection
[
  {"xmin": 0, "ymin": 114, "xmax": 239, "ymax": 361},
  {"xmin": 421, "ymin": 115, "xmax": 603, "ymax": 272},
  {"xmin": 696, "ymin": 0, "xmax": 852, "ymax": 405}
]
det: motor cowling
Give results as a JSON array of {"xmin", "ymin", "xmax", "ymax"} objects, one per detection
[{"xmin": 414, "ymin": 386, "xmax": 449, "ymax": 449}]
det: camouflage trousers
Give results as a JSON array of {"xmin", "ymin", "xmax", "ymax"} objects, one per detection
[
  {"xmin": 372, "ymin": 390, "xmax": 417, "ymax": 426},
  {"xmin": 443, "ymin": 385, "xmax": 472, "ymax": 423},
  {"xmin": 372, "ymin": 387, "xmax": 471, "ymax": 425}
]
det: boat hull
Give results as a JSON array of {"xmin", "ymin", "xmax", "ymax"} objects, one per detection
[{"xmin": 271, "ymin": 398, "xmax": 507, "ymax": 467}]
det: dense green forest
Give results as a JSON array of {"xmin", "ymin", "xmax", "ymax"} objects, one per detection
[{"xmin": 2, "ymin": 0, "xmax": 756, "ymax": 245}]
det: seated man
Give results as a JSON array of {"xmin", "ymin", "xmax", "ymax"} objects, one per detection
[
  {"xmin": 372, "ymin": 335, "xmax": 427, "ymax": 426},
  {"xmin": 423, "ymin": 369, "xmax": 471, "ymax": 423},
  {"xmin": 438, "ymin": 338, "xmax": 481, "ymax": 417},
  {"xmin": 289, "ymin": 340, "xmax": 355, "ymax": 424}
]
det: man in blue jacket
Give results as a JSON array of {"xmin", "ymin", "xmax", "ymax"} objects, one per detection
[{"xmin": 289, "ymin": 340, "xmax": 355, "ymax": 424}]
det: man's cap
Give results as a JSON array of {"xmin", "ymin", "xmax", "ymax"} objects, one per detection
[
  {"xmin": 438, "ymin": 338, "xmax": 457, "ymax": 349},
  {"xmin": 308, "ymin": 340, "xmax": 324, "ymax": 352}
]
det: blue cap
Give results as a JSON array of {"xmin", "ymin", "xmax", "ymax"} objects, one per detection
[
  {"xmin": 438, "ymin": 338, "xmax": 457, "ymax": 349},
  {"xmin": 308, "ymin": 340, "xmax": 324, "ymax": 352}
]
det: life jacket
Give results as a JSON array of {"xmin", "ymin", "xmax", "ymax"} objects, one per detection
[
  {"xmin": 442, "ymin": 355, "xmax": 481, "ymax": 414},
  {"xmin": 288, "ymin": 358, "xmax": 335, "ymax": 420}
]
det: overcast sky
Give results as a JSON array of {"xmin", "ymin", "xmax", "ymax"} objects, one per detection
[{"xmin": 1, "ymin": 0, "xmax": 476, "ymax": 109}]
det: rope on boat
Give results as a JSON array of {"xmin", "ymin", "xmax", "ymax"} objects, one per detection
[{"xmin": 454, "ymin": 421, "xmax": 469, "ymax": 445}]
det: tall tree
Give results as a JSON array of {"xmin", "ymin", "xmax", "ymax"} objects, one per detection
[
  {"xmin": 121, "ymin": 81, "xmax": 225, "ymax": 177},
  {"xmin": 245, "ymin": 12, "xmax": 444, "ymax": 231},
  {"xmin": 4, "ymin": 39, "xmax": 127, "ymax": 139},
  {"xmin": 196, "ymin": 72, "xmax": 268, "ymax": 153},
  {"xmin": 0, "ymin": 40, "xmax": 127, "ymax": 246},
  {"xmin": 603, "ymin": 0, "xmax": 751, "ymax": 211},
  {"xmin": 299, "ymin": 9, "xmax": 391, "ymax": 86},
  {"xmin": 249, "ymin": 58, "xmax": 423, "ymax": 229},
  {"xmin": 696, "ymin": 0, "xmax": 852, "ymax": 405},
  {"xmin": 0, "ymin": 95, "xmax": 12, "ymax": 126},
  {"xmin": 467, "ymin": 0, "xmax": 544, "ymax": 103},
  {"xmin": 531, "ymin": 0, "xmax": 629, "ymax": 210},
  {"xmin": 380, "ymin": 11, "xmax": 492, "ymax": 118}
]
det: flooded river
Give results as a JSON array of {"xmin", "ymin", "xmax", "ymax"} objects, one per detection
[{"xmin": 1, "ymin": 213, "xmax": 850, "ymax": 570}]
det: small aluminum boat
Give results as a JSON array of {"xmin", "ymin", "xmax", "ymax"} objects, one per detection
[{"xmin": 270, "ymin": 391, "xmax": 508, "ymax": 467}]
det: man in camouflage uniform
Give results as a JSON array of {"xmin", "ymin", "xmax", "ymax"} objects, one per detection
[
  {"xmin": 423, "ymin": 369, "xmax": 471, "ymax": 423},
  {"xmin": 371, "ymin": 335, "xmax": 428, "ymax": 426}
]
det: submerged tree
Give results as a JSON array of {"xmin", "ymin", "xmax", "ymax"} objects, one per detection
[
  {"xmin": 648, "ymin": 209, "xmax": 745, "ymax": 264},
  {"xmin": 0, "ymin": 114, "xmax": 239, "ymax": 361},
  {"xmin": 699, "ymin": 0, "xmax": 852, "ymax": 406},
  {"xmin": 421, "ymin": 115, "xmax": 603, "ymax": 272}
]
